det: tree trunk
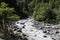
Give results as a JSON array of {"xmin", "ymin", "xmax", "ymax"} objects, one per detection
[{"xmin": 2, "ymin": 18, "xmax": 5, "ymax": 30}]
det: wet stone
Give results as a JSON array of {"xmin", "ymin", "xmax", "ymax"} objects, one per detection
[
  {"xmin": 17, "ymin": 29, "xmax": 22, "ymax": 32},
  {"xmin": 14, "ymin": 28, "xmax": 17, "ymax": 31},
  {"xmin": 52, "ymin": 38, "xmax": 56, "ymax": 40},
  {"xmin": 40, "ymin": 27, "xmax": 43, "ymax": 29},
  {"xmin": 17, "ymin": 28, "xmax": 20, "ymax": 29},
  {"xmin": 20, "ymin": 23, "xmax": 25, "ymax": 25},
  {"xmin": 43, "ymin": 35, "xmax": 47, "ymax": 38},
  {"xmin": 56, "ymin": 31, "xmax": 59, "ymax": 34},
  {"xmin": 23, "ymin": 26, "xmax": 25, "ymax": 28},
  {"xmin": 17, "ymin": 22, "xmax": 20, "ymax": 24},
  {"xmin": 23, "ymin": 34, "xmax": 27, "ymax": 37},
  {"xmin": 53, "ymin": 39, "xmax": 56, "ymax": 40},
  {"xmin": 43, "ymin": 31, "xmax": 47, "ymax": 33}
]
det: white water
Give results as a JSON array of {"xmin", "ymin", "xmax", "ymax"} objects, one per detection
[{"xmin": 15, "ymin": 18, "xmax": 52, "ymax": 40}]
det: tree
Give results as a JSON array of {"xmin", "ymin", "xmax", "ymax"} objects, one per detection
[{"xmin": 0, "ymin": 2, "xmax": 20, "ymax": 38}]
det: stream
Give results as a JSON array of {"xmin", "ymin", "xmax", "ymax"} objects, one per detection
[
  {"xmin": 8, "ymin": 17, "xmax": 60, "ymax": 40},
  {"xmin": 14, "ymin": 17, "xmax": 52, "ymax": 40}
]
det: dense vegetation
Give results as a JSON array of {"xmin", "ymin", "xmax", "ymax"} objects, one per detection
[
  {"xmin": 28, "ymin": 0, "xmax": 60, "ymax": 24},
  {"xmin": 0, "ymin": 0, "xmax": 60, "ymax": 23}
]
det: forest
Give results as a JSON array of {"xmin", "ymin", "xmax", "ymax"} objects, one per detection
[{"xmin": 0, "ymin": 0, "xmax": 60, "ymax": 40}]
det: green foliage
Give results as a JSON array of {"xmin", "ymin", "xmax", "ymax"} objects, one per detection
[
  {"xmin": 0, "ymin": 2, "xmax": 20, "ymax": 33},
  {"xmin": 44, "ymin": 9, "xmax": 56, "ymax": 23},
  {"xmin": 29, "ymin": 0, "xmax": 60, "ymax": 23},
  {"xmin": 8, "ymin": 14, "xmax": 20, "ymax": 21},
  {"xmin": 53, "ymin": 7, "xmax": 60, "ymax": 22},
  {"xmin": 0, "ymin": 2, "xmax": 14, "ymax": 16},
  {"xmin": 0, "ymin": 2, "xmax": 20, "ymax": 21},
  {"xmin": 1, "ymin": 0, "xmax": 60, "ymax": 24}
]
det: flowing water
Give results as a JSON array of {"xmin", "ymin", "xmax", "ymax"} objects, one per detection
[
  {"xmin": 14, "ymin": 18, "xmax": 53, "ymax": 40},
  {"xmin": 5, "ymin": 17, "xmax": 60, "ymax": 40}
]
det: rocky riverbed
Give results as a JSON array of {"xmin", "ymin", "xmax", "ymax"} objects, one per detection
[{"xmin": 8, "ymin": 17, "xmax": 60, "ymax": 40}]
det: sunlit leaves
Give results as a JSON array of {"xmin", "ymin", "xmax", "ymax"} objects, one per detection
[{"xmin": 8, "ymin": 14, "xmax": 20, "ymax": 21}]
